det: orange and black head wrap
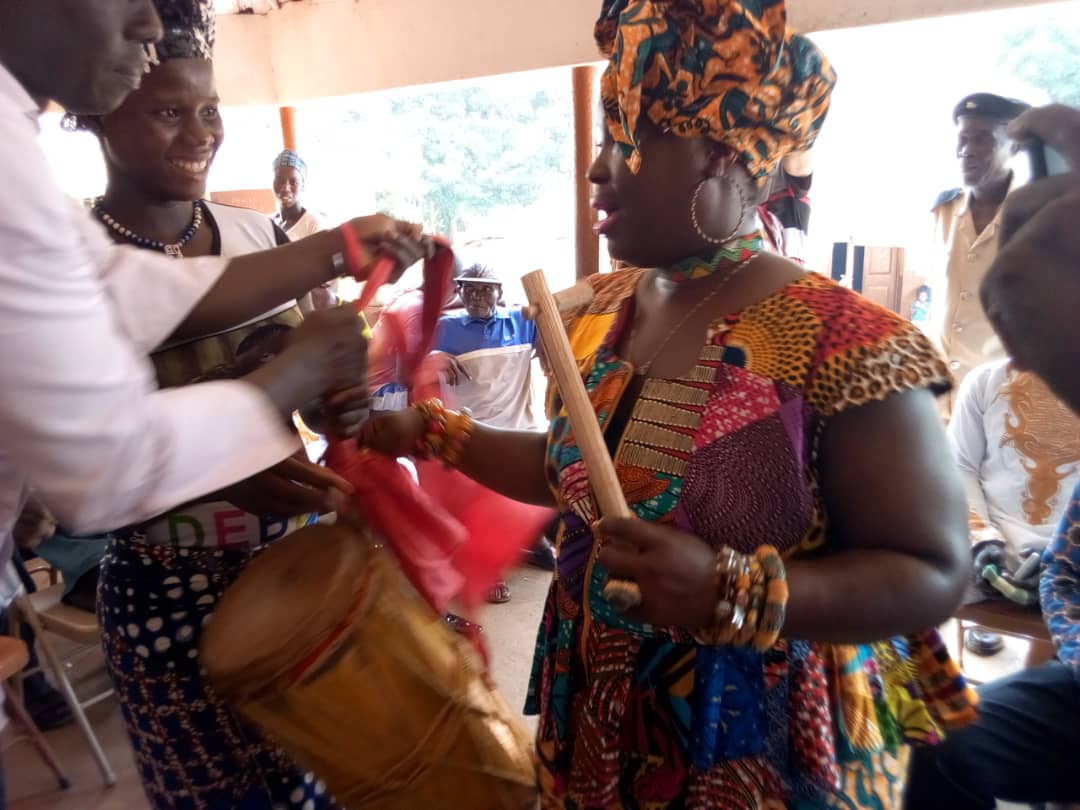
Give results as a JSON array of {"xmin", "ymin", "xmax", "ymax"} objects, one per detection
[{"xmin": 596, "ymin": 0, "xmax": 836, "ymax": 182}]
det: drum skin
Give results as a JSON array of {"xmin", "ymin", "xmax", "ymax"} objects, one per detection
[{"xmin": 201, "ymin": 523, "xmax": 539, "ymax": 809}]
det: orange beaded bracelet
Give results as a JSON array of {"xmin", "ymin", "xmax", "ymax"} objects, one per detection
[{"xmin": 412, "ymin": 398, "xmax": 475, "ymax": 468}]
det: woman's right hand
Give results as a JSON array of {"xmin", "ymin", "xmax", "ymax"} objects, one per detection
[
  {"xmin": 356, "ymin": 408, "xmax": 426, "ymax": 458},
  {"xmin": 344, "ymin": 213, "xmax": 423, "ymax": 244}
]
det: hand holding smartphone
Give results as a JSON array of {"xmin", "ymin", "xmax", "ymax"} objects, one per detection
[{"xmin": 1019, "ymin": 137, "xmax": 1070, "ymax": 180}]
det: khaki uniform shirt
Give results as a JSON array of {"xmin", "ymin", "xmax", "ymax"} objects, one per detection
[{"xmin": 931, "ymin": 189, "xmax": 1008, "ymax": 412}]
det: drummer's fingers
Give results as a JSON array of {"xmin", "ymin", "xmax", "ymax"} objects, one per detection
[
  {"xmin": 326, "ymin": 388, "xmax": 372, "ymax": 437},
  {"xmin": 274, "ymin": 456, "xmax": 353, "ymax": 495},
  {"xmin": 326, "ymin": 385, "xmax": 369, "ymax": 410},
  {"xmin": 998, "ymin": 174, "xmax": 1078, "ymax": 247},
  {"xmin": 1008, "ymin": 104, "xmax": 1080, "ymax": 169},
  {"xmin": 331, "ymin": 491, "xmax": 365, "ymax": 527},
  {"xmin": 257, "ymin": 474, "xmax": 333, "ymax": 515},
  {"xmin": 332, "ymin": 407, "xmax": 372, "ymax": 438}
]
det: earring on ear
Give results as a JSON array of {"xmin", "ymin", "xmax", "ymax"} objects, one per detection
[
  {"xmin": 690, "ymin": 164, "xmax": 748, "ymax": 245},
  {"xmin": 143, "ymin": 43, "xmax": 159, "ymax": 73}
]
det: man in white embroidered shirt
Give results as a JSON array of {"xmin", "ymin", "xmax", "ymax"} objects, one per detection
[
  {"xmin": 929, "ymin": 92, "xmax": 1030, "ymax": 413},
  {"xmin": 0, "ymin": 3, "xmax": 424, "ymax": 583}
]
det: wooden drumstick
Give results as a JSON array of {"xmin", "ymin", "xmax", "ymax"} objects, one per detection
[
  {"xmin": 521, "ymin": 271, "xmax": 640, "ymax": 611},
  {"xmin": 522, "ymin": 279, "xmax": 595, "ymax": 321}
]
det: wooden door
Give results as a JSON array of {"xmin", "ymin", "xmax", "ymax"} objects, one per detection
[{"xmin": 860, "ymin": 246, "xmax": 904, "ymax": 314}]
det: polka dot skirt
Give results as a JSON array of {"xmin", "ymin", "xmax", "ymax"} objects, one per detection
[{"xmin": 98, "ymin": 538, "xmax": 338, "ymax": 810}]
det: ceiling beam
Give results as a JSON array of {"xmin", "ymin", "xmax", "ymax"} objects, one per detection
[{"xmin": 213, "ymin": 0, "xmax": 1065, "ymax": 106}]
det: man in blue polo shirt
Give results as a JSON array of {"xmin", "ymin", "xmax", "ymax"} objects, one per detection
[
  {"xmin": 432, "ymin": 263, "xmax": 539, "ymax": 430},
  {"xmin": 431, "ymin": 262, "xmax": 547, "ymax": 606}
]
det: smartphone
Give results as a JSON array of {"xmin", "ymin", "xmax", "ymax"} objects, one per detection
[{"xmin": 1022, "ymin": 137, "xmax": 1070, "ymax": 179}]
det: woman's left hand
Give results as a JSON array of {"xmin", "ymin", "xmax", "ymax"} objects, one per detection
[{"xmin": 596, "ymin": 517, "xmax": 718, "ymax": 629}]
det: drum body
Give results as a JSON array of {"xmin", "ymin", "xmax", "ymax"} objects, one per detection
[{"xmin": 201, "ymin": 523, "xmax": 538, "ymax": 809}]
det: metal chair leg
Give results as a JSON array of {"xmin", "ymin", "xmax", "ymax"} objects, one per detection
[
  {"xmin": 13, "ymin": 594, "xmax": 116, "ymax": 787},
  {"xmin": 2, "ymin": 681, "xmax": 71, "ymax": 790}
]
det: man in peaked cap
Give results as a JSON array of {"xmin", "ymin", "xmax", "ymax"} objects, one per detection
[
  {"xmin": 430, "ymin": 260, "xmax": 551, "ymax": 605},
  {"xmin": 930, "ymin": 93, "xmax": 1031, "ymax": 411},
  {"xmin": 928, "ymin": 93, "xmax": 1031, "ymax": 660}
]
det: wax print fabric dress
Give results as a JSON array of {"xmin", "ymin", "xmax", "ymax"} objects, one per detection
[{"xmin": 527, "ymin": 266, "xmax": 977, "ymax": 809}]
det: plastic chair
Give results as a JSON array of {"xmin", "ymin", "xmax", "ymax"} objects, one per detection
[
  {"xmin": 0, "ymin": 635, "xmax": 70, "ymax": 790},
  {"xmin": 7, "ymin": 561, "xmax": 116, "ymax": 786}
]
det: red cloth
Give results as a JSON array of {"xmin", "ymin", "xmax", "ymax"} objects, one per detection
[
  {"xmin": 414, "ymin": 460, "xmax": 553, "ymax": 608},
  {"xmin": 329, "ymin": 241, "xmax": 554, "ymax": 614},
  {"xmin": 367, "ymin": 289, "xmax": 424, "ymax": 391}
]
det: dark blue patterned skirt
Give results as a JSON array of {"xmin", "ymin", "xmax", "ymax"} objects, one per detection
[{"xmin": 98, "ymin": 538, "xmax": 338, "ymax": 810}]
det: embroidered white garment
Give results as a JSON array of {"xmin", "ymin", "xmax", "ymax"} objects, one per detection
[{"xmin": 949, "ymin": 359, "xmax": 1080, "ymax": 567}]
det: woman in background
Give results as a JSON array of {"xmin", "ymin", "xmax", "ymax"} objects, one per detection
[
  {"xmin": 272, "ymin": 149, "xmax": 322, "ymax": 239},
  {"xmin": 911, "ymin": 284, "xmax": 933, "ymax": 322},
  {"xmin": 273, "ymin": 149, "xmax": 337, "ymax": 312}
]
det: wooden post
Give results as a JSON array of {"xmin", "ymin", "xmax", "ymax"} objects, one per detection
[
  {"xmin": 572, "ymin": 66, "xmax": 599, "ymax": 279},
  {"xmin": 279, "ymin": 106, "xmax": 298, "ymax": 151}
]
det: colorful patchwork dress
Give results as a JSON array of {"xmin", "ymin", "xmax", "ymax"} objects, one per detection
[{"xmin": 527, "ymin": 265, "xmax": 977, "ymax": 809}]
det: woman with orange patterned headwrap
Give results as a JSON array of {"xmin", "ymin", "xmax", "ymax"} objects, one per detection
[{"xmin": 362, "ymin": 1, "xmax": 976, "ymax": 806}]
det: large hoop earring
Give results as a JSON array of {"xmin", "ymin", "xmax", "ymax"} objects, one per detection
[{"xmin": 690, "ymin": 171, "xmax": 748, "ymax": 245}]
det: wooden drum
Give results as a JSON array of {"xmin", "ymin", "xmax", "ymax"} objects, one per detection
[{"xmin": 200, "ymin": 523, "xmax": 538, "ymax": 809}]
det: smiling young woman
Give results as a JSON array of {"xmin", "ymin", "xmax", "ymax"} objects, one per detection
[{"xmin": 67, "ymin": 6, "xmax": 339, "ymax": 809}]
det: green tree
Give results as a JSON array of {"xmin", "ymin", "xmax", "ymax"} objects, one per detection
[
  {"xmin": 348, "ymin": 79, "xmax": 573, "ymax": 236},
  {"xmin": 998, "ymin": 16, "xmax": 1080, "ymax": 108}
]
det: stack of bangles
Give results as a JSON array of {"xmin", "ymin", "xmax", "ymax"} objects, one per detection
[
  {"xmin": 693, "ymin": 544, "xmax": 788, "ymax": 651},
  {"xmin": 411, "ymin": 399, "xmax": 475, "ymax": 467}
]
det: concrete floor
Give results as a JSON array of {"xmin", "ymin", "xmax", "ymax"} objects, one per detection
[
  {"xmin": 4, "ymin": 566, "xmax": 550, "ymax": 810},
  {"xmin": 1, "ymin": 571, "xmax": 1042, "ymax": 809}
]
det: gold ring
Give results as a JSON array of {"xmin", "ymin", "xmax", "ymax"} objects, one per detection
[{"xmin": 603, "ymin": 578, "xmax": 643, "ymax": 612}]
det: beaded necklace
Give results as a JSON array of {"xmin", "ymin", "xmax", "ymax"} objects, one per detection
[
  {"xmin": 93, "ymin": 199, "xmax": 205, "ymax": 258},
  {"xmin": 629, "ymin": 230, "xmax": 765, "ymax": 376},
  {"xmin": 657, "ymin": 230, "xmax": 764, "ymax": 284}
]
